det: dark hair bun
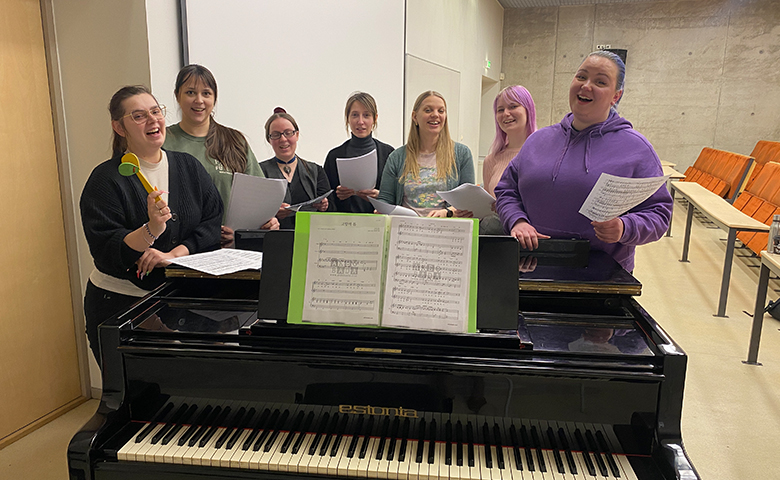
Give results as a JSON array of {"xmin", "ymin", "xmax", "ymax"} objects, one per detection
[{"xmin": 273, "ymin": 107, "xmax": 287, "ymax": 114}]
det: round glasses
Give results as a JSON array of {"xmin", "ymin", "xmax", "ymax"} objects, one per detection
[
  {"xmin": 123, "ymin": 105, "xmax": 166, "ymax": 125},
  {"xmin": 268, "ymin": 129, "xmax": 298, "ymax": 140}
]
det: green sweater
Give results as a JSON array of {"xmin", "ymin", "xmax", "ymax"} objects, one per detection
[
  {"xmin": 164, "ymin": 123, "xmax": 264, "ymax": 222},
  {"xmin": 377, "ymin": 142, "xmax": 474, "ymax": 206}
]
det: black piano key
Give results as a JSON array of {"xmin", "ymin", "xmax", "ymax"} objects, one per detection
[
  {"xmin": 242, "ymin": 407, "xmax": 271, "ymax": 451},
  {"xmin": 586, "ymin": 429, "xmax": 609, "ymax": 477},
  {"xmin": 466, "ymin": 422, "xmax": 475, "ymax": 468},
  {"xmin": 530, "ymin": 425, "xmax": 546, "ymax": 472},
  {"xmin": 482, "ymin": 423, "xmax": 493, "ymax": 469},
  {"xmin": 264, "ymin": 409, "xmax": 291, "ymax": 452},
  {"xmin": 329, "ymin": 413, "xmax": 350, "ymax": 456},
  {"xmin": 444, "ymin": 420, "xmax": 452, "ymax": 466},
  {"xmin": 307, "ymin": 411, "xmax": 331, "ymax": 455},
  {"xmin": 188, "ymin": 405, "xmax": 223, "ymax": 447},
  {"xmin": 455, "ymin": 421, "xmax": 463, "ymax": 467},
  {"xmin": 253, "ymin": 408, "xmax": 281, "ymax": 451},
  {"xmin": 557, "ymin": 427, "xmax": 577, "ymax": 474},
  {"xmin": 179, "ymin": 405, "xmax": 211, "ymax": 446},
  {"xmin": 199, "ymin": 406, "xmax": 232, "ymax": 448},
  {"xmin": 375, "ymin": 416, "xmax": 391, "ymax": 460},
  {"xmin": 519, "ymin": 425, "xmax": 535, "ymax": 471},
  {"xmin": 281, "ymin": 410, "xmax": 305, "ymax": 454},
  {"xmin": 318, "ymin": 413, "xmax": 340, "ymax": 456},
  {"xmin": 151, "ymin": 403, "xmax": 190, "ymax": 445},
  {"xmin": 509, "ymin": 424, "xmax": 523, "ymax": 471},
  {"xmin": 291, "ymin": 411, "xmax": 315, "ymax": 455},
  {"xmin": 414, "ymin": 418, "xmax": 426, "ymax": 463},
  {"xmin": 357, "ymin": 416, "xmax": 375, "ymax": 459},
  {"xmin": 215, "ymin": 406, "xmax": 247, "ymax": 449},
  {"xmin": 386, "ymin": 417, "xmax": 400, "ymax": 461},
  {"xmin": 135, "ymin": 402, "xmax": 174, "ymax": 443},
  {"xmin": 427, "ymin": 419, "xmax": 437, "ymax": 465},
  {"xmin": 493, "ymin": 423, "xmax": 505, "ymax": 470},
  {"xmin": 546, "ymin": 426, "xmax": 565, "ymax": 474},
  {"xmin": 161, "ymin": 403, "xmax": 198, "ymax": 446},
  {"xmin": 346, "ymin": 415, "xmax": 364, "ymax": 458},
  {"xmin": 596, "ymin": 430, "xmax": 621, "ymax": 477},
  {"xmin": 398, "ymin": 417, "xmax": 411, "ymax": 462},
  {"xmin": 575, "ymin": 428, "xmax": 597, "ymax": 476},
  {"xmin": 226, "ymin": 407, "xmax": 256, "ymax": 450}
]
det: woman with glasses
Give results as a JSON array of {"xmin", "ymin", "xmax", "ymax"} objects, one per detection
[
  {"xmin": 80, "ymin": 85, "xmax": 222, "ymax": 366},
  {"xmin": 323, "ymin": 92, "xmax": 394, "ymax": 213},
  {"xmin": 260, "ymin": 108, "xmax": 331, "ymax": 229},
  {"xmin": 164, "ymin": 64, "xmax": 278, "ymax": 247},
  {"xmin": 377, "ymin": 91, "xmax": 474, "ymax": 217}
]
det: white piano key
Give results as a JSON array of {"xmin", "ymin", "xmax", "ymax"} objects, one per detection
[
  {"xmin": 287, "ymin": 432, "xmax": 315, "ymax": 474},
  {"xmin": 223, "ymin": 429, "xmax": 252, "ymax": 469},
  {"xmin": 549, "ymin": 421, "xmax": 587, "ymax": 480},
  {"xmin": 475, "ymin": 443, "xmax": 491, "ymax": 480},
  {"xmin": 435, "ymin": 440, "xmax": 448, "ymax": 480},
  {"xmin": 116, "ymin": 424, "xmax": 148, "ymax": 462},
  {"xmin": 406, "ymin": 440, "xmax": 420, "ymax": 480},
  {"xmin": 386, "ymin": 434, "xmax": 403, "ymax": 479},
  {"xmin": 132, "ymin": 424, "xmax": 167, "ymax": 462},
  {"xmin": 333, "ymin": 433, "xmax": 354, "ymax": 477},
  {"xmin": 267, "ymin": 430, "xmax": 292, "ymax": 471},
  {"xmin": 359, "ymin": 436, "xmax": 380, "ymax": 478},
  {"xmin": 595, "ymin": 423, "xmax": 638, "ymax": 480}
]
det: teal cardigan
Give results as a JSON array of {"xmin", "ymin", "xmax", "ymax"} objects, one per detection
[{"xmin": 377, "ymin": 142, "xmax": 474, "ymax": 205}]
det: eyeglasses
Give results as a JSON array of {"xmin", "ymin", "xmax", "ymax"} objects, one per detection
[
  {"xmin": 123, "ymin": 105, "xmax": 166, "ymax": 125},
  {"xmin": 268, "ymin": 129, "xmax": 298, "ymax": 140}
]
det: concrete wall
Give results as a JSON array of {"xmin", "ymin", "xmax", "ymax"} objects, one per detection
[{"xmin": 501, "ymin": 0, "xmax": 780, "ymax": 171}]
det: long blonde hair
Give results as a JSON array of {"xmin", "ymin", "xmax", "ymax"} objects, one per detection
[{"xmin": 402, "ymin": 91, "xmax": 456, "ymax": 182}]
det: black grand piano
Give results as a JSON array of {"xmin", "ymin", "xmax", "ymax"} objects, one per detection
[{"xmin": 68, "ymin": 233, "xmax": 699, "ymax": 479}]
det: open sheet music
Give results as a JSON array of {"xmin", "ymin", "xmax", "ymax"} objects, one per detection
[{"xmin": 287, "ymin": 212, "xmax": 478, "ymax": 333}]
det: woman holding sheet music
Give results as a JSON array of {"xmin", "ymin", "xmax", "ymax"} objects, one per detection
[
  {"xmin": 260, "ymin": 109, "xmax": 331, "ymax": 229},
  {"xmin": 164, "ymin": 64, "xmax": 278, "ymax": 247},
  {"xmin": 494, "ymin": 51, "xmax": 671, "ymax": 272},
  {"xmin": 80, "ymin": 85, "xmax": 222, "ymax": 366},
  {"xmin": 324, "ymin": 92, "xmax": 395, "ymax": 213},
  {"xmin": 377, "ymin": 91, "xmax": 474, "ymax": 217}
]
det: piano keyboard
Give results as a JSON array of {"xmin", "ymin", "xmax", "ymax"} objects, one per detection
[{"xmin": 117, "ymin": 398, "xmax": 641, "ymax": 479}]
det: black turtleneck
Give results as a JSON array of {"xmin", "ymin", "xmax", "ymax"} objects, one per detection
[{"xmin": 345, "ymin": 133, "xmax": 376, "ymax": 158}]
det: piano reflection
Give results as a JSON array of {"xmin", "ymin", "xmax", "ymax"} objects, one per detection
[{"xmin": 68, "ymin": 233, "xmax": 699, "ymax": 479}]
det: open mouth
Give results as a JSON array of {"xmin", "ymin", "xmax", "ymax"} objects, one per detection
[
  {"xmin": 146, "ymin": 128, "xmax": 161, "ymax": 136},
  {"xmin": 577, "ymin": 95, "xmax": 593, "ymax": 103},
  {"xmin": 503, "ymin": 118, "xmax": 516, "ymax": 125}
]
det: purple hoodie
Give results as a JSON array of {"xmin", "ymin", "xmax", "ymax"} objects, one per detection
[{"xmin": 494, "ymin": 111, "xmax": 672, "ymax": 272}]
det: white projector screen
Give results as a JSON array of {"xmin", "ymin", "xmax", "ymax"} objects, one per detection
[{"xmin": 185, "ymin": 0, "xmax": 405, "ymax": 165}]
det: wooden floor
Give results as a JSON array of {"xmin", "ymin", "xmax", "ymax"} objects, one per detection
[{"xmin": 1, "ymin": 198, "xmax": 779, "ymax": 479}]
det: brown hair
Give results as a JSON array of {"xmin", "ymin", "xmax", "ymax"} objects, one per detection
[
  {"xmin": 174, "ymin": 64, "xmax": 249, "ymax": 173},
  {"xmin": 344, "ymin": 92, "xmax": 378, "ymax": 132},
  {"xmin": 402, "ymin": 91, "xmax": 456, "ymax": 182},
  {"xmin": 264, "ymin": 112, "xmax": 300, "ymax": 140},
  {"xmin": 109, "ymin": 85, "xmax": 155, "ymax": 157}
]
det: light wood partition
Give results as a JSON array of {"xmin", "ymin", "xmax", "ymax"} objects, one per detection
[{"xmin": 0, "ymin": 0, "xmax": 83, "ymax": 447}]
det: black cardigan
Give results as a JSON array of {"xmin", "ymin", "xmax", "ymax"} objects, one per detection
[
  {"xmin": 80, "ymin": 150, "xmax": 223, "ymax": 290},
  {"xmin": 323, "ymin": 138, "xmax": 395, "ymax": 213}
]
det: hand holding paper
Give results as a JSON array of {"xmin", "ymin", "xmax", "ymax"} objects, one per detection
[
  {"xmin": 336, "ymin": 149, "xmax": 378, "ymax": 191},
  {"xmin": 436, "ymin": 183, "xmax": 496, "ymax": 219},
  {"xmin": 579, "ymin": 173, "xmax": 669, "ymax": 222},
  {"xmin": 367, "ymin": 197, "xmax": 419, "ymax": 217},
  {"xmin": 224, "ymin": 174, "xmax": 287, "ymax": 230}
]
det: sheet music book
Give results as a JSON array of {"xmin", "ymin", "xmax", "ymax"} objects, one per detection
[{"xmin": 287, "ymin": 212, "xmax": 478, "ymax": 333}]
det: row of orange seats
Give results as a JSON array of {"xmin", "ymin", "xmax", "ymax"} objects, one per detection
[
  {"xmin": 682, "ymin": 147, "xmax": 753, "ymax": 201},
  {"xmin": 731, "ymin": 141, "xmax": 780, "ymax": 255}
]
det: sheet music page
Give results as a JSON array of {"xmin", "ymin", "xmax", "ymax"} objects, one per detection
[
  {"xmin": 224, "ymin": 174, "xmax": 287, "ymax": 230},
  {"xmin": 169, "ymin": 249, "xmax": 263, "ymax": 276},
  {"xmin": 367, "ymin": 197, "xmax": 419, "ymax": 217},
  {"xmin": 436, "ymin": 183, "xmax": 496, "ymax": 219},
  {"xmin": 284, "ymin": 189, "xmax": 334, "ymax": 211},
  {"xmin": 336, "ymin": 149, "xmax": 378, "ymax": 191},
  {"xmin": 382, "ymin": 217, "xmax": 474, "ymax": 332},
  {"xmin": 301, "ymin": 214, "xmax": 388, "ymax": 325},
  {"xmin": 579, "ymin": 173, "xmax": 670, "ymax": 222}
]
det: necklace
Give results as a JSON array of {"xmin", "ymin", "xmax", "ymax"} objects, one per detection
[{"xmin": 276, "ymin": 155, "xmax": 296, "ymax": 175}]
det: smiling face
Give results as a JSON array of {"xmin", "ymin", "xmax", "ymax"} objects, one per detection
[
  {"xmin": 495, "ymin": 96, "xmax": 528, "ymax": 137},
  {"xmin": 347, "ymin": 101, "xmax": 375, "ymax": 138},
  {"xmin": 412, "ymin": 94, "xmax": 446, "ymax": 140},
  {"xmin": 268, "ymin": 117, "xmax": 298, "ymax": 161},
  {"xmin": 112, "ymin": 93, "xmax": 165, "ymax": 157},
  {"xmin": 176, "ymin": 77, "xmax": 215, "ymax": 129},
  {"xmin": 569, "ymin": 55, "xmax": 623, "ymax": 130}
]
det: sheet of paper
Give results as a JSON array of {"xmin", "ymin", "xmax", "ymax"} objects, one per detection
[
  {"xmin": 579, "ymin": 173, "xmax": 670, "ymax": 222},
  {"xmin": 336, "ymin": 149, "xmax": 378, "ymax": 191},
  {"xmin": 169, "ymin": 249, "xmax": 263, "ymax": 276},
  {"xmin": 436, "ymin": 183, "xmax": 496, "ymax": 219},
  {"xmin": 382, "ymin": 216, "xmax": 474, "ymax": 333},
  {"xmin": 284, "ymin": 189, "xmax": 334, "ymax": 211},
  {"xmin": 367, "ymin": 197, "xmax": 419, "ymax": 217},
  {"xmin": 301, "ymin": 214, "xmax": 387, "ymax": 325},
  {"xmin": 224, "ymin": 174, "xmax": 287, "ymax": 230}
]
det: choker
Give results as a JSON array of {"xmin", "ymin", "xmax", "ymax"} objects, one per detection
[{"xmin": 276, "ymin": 155, "xmax": 296, "ymax": 174}]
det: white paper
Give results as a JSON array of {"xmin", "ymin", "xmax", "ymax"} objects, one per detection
[
  {"xmin": 224, "ymin": 174, "xmax": 287, "ymax": 230},
  {"xmin": 367, "ymin": 197, "xmax": 419, "ymax": 217},
  {"xmin": 382, "ymin": 216, "xmax": 473, "ymax": 333},
  {"xmin": 436, "ymin": 183, "xmax": 496, "ymax": 219},
  {"xmin": 301, "ymin": 214, "xmax": 387, "ymax": 325},
  {"xmin": 284, "ymin": 189, "xmax": 334, "ymax": 211},
  {"xmin": 579, "ymin": 173, "xmax": 670, "ymax": 222},
  {"xmin": 169, "ymin": 249, "xmax": 263, "ymax": 276},
  {"xmin": 336, "ymin": 149, "xmax": 378, "ymax": 191}
]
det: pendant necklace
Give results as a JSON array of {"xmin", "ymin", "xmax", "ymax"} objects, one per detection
[{"xmin": 276, "ymin": 155, "xmax": 296, "ymax": 175}]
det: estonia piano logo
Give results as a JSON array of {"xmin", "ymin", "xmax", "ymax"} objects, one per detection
[{"xmin": 339, "ymin": 404, "xmax": 419, "ymax": 418}]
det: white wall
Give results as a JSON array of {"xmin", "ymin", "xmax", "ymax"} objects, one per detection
[{"xmin": 146, "ymin": 0, "xmax": 182, "ymax": 121}]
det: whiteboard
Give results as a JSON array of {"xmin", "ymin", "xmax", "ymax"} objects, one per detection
[
  {"xmin": 404, "ymin": 54, "xmax": 461, "ymax": 144},
  {"xmin": 185, "ymin": 0, "xmax": 405, "ymax": 165}
]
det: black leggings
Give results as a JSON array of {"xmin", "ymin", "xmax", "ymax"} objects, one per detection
[{"xmin": 83, "ymin": 281, "xmax": 139, "ymax": 368}]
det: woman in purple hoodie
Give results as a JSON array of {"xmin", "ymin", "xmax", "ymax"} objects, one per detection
[{"xmin": 495, "ymin": 51, "xmax": 671, "ymax": 272}]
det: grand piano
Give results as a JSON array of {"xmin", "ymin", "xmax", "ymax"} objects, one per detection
[{"xmin": 68, "ymin": 233, "xmax": 699, "ymax": 480}]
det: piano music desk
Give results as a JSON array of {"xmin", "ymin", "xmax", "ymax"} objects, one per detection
[
  {"xmin": 746, "ymin": 251, "xmax": 780, "ymax": 365},
  {"xmin": 671, "ymin": 181, "xmax": 769, "ymax": 317}
]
